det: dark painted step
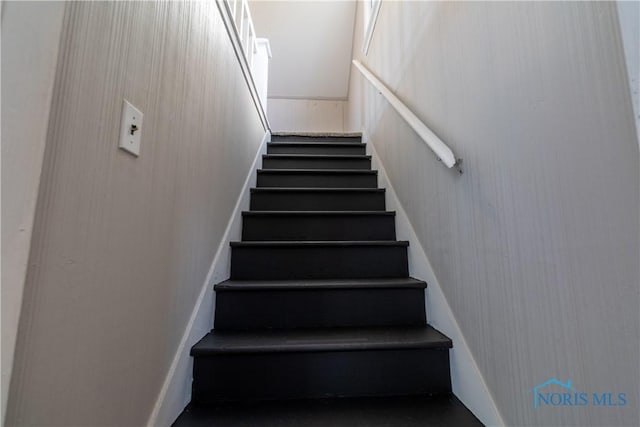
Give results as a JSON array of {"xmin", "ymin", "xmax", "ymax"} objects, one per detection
[
  {"xmin": 267, "ymin": 142, "xmax": 366, "ymax": 155},
  {"xmin": 173, "ymin": 395, "xmax": 484, "ymax": 427},
  {"xmin": 250, "ymin": 188, "xmax": 386, "ymax": 211},
  {"xmin": 256, "ymin": 169, "xmax": 377, "ymax": 188},
  {"xmin": 262, "ymin": 154, "xmax": 371, "ymax": 170},
  {"xmin": 190, "ymin": 326, "xmax": 452, "ymax": 402},
  {"xmin": 230, "ymin": 241, "xmax": 409, "ymax": 280},
  {"xmin": 242, "ymin": 211, "xmax": 396, "ymax": 241},
  {"xmin": 271, "ymin": 134, "xmax": 362, "ymax": 143},
  {"xmin": 214, "ymin": 278, "xmax": 427, "ymax": 330}
]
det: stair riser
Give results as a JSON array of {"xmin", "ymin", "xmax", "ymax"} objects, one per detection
[
  {"xmin": 267, "ymin": 144, "xmax": 366, "ymax": 155},
  {"xmin": 215, "ymin": 288, "xmax": 426, "ymax": 330},
  {"xmin": 242, "ymin": 215, "xmax": 396, "ymax": 241},
  {"xmin": 192, "ymin": 348, "xmax": 451, "ymax": 402},
  {"xmin": 263, "ymin": 157, "xmax": 371, "ymax": 170},
  {"xmin": 271, "ymin": 135, "xmax": 361, "ymax": 143},
  {"xmin": 250, "ymin": 192, "xmax": 386, "ymax": 211},
  {"xmin": 230, "ymin": 245, "xmax": 409, "ymax": 280},
  {"xmin": 257, "ymin": 172, "xmax": 377, "ymax": 188}
]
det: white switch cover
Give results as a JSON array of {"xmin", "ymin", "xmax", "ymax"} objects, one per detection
[{"xmin": 119, "ymin": 99, "xmax": 143, "ymax": 156}]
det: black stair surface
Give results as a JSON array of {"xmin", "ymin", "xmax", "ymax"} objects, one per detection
[
  {"xmin": 267, "ymin": 142, "xmax": 366, "ymax": 155},
  {"xmin": 190, "ymin": 326, "xmax": 452, "ymax": 402},
  {"xmin": 173, "ymin": 395, "xmax": 483, "ymax": 427},
  {"xmin": 250, "ymin": 188, "xmax": 386, "ymax": 211},
  {"xmin": 214, "ymin": 278, "xmax": 427, "ymax": 329},
  {"xmin": 191, "ymin": 325, "xmax": 450, "ymax": 354},
  {"xmin": 175, "ymin": 134, "xmax": 483, "ymax": 426},
  {"xmin": 242, "ymin": 211, "xmax": 396, "ymax": 241},
  {"xmin": 270, "ymin": 134, "xmax": 362, "ymax": 143},
  {"xmin": 256, "ymin": 169, "xmax": 378, "ymax": 188},
  {"xmin": 230, "ymin": 240, "xmax": 409, "ymax": 280},
  {"xmin": 263, "ymin": 154, "xmax": 372, "ymax": 170}
]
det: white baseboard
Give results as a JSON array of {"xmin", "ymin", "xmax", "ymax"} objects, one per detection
[
  {"xmin": 146, "ymin": 131, "xmax": 270, "ymax": 427},
  {"xmin": 364, "ymin": 132, "xmax": 505, "ymax": 427}
]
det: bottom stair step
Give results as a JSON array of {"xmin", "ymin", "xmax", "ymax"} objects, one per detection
[
  {"xmin": 190, "ymin": 326, "xmax": 452, "ymax": 402},
  {"xmin": 173, "ymin": 394, "xmax": 484, "ymax": 427}
]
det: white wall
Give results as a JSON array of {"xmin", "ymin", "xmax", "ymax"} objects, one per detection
[
  {"xmin": 6, "ymin": 2, "xmax": 266, "ymax": 425},
  {"xmin": 349, "ymin": 2, "xmax": 639, "ymax": 426},
  {"xmin": 250, "ymin": 0, "xmax": 356, "ymax": 133},
  {"xmin": 1, "ymin": 2, "xmax": 66, "ymax": 424},
  {"xmin": 267, "ymin": 98, "xmax": 348, "ymax": 133},
  {"xmin": 253, "ymin": 39, "xmax": 272, "ymax": 114},
  {"xmin": 249, "ymin": 0, "xmax": 355, "ymax": 99}
]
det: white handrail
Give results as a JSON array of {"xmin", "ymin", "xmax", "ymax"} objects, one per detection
[{"xmin": 352, "ymin": 60, "xmax": 460, "ymax": 172}]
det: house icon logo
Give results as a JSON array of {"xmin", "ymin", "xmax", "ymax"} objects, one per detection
[{"xmin": 531, "ymin": 378, "xmax": 574, "ymax": 408}]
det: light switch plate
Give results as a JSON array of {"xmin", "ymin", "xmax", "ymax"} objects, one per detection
[{"xmin": 119, "ymin": 99, "xmax": 143, "ymax": 156}]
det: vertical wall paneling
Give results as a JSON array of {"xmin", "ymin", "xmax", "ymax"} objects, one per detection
[
  {"xmin": 7, "ymin": 2, "xmax": 266, "ymax": 425},
  {"xmin": 348, "ymin": 2, "xmax": 639, "ymax": 426}
]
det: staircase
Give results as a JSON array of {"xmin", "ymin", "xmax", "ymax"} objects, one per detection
[{"xmin": 173, "ymin": 134, "xmax": 483, "ymax": 426}]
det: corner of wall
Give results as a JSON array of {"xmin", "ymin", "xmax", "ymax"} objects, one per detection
[
  {"xmin": 364, "ymin": 131, "xmax": 505, "ymax": 427},
  {"xmin": 146, "ymin": 131, "xmax": 269, "ymax": 427},
  {"xmin": 1, "ymin": 2, "xmax": 66, "ymax": 424}
]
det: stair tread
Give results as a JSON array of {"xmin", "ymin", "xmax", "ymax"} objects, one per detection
[
  {"xmin": 172, "ymin": 395, "xmax": 483, "ymax": 427},
  {"xmin": 251, "ymin": 187, "xmax": 384, "ymax": 193},
  {"xmin": 257, "ymin": 169, "xmax": 377, "ymax": 174},
  {"xmin": 230, "ymin": 240, "xmax": 409, "ymax": 247},
  {"xmin": 242, "ymin": 210, "xmax": 395, "ymax": 216},
  {"xmin": 271, "ymin": 132, "xmax": 362, "ymax": 136},
  {"xmin": 268, "ymin": 142, "xmax": 365, "ymax": 147},
  {"xmin": 215, "ymin": 277, "xmax": 427, "ymax": 291},
  {"xmin": 272, "ymin": 132, "xmax": 362, "ymax": 135},
  {"xmin": 271, "ymin": 133, "xmax": 361, "ymax": 140},
  {"xmin": 263, "ymin": 154, "xmax": 371, "ymax": 159},
  {"xmin": 191, "ymin": 325, "xmax": 452, "ymax": 355}
]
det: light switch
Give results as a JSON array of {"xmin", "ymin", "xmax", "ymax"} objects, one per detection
[{"xmin": 119, "ymin": 99, "xmax": 143, "ymax": 156}]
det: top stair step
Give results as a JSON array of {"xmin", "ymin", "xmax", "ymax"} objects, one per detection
[{"xmin": 271, "ymin": 134, "xmax": 362, "ymax": 143}]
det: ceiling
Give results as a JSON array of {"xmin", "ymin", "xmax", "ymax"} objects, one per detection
[{"xmin": 249, "ymin": 1, "xmax": 357, "ymax": 100}]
